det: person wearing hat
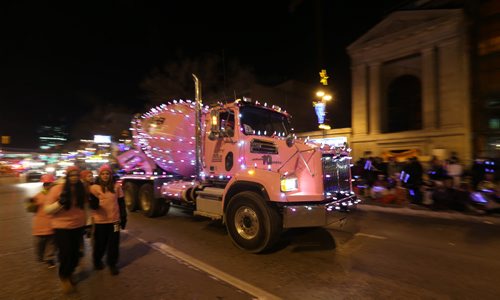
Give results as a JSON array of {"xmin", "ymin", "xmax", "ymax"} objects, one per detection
[
  {"xmin": 27, "ymin": 174, "xmax": 57, "ymax": 268},
  {"xmin": 89, "ymin": 164, "xmax": 127, "ymax": 275},
  {"xmin": 44, "ymin": 166, "xmax": 87, "ymax": 294}
]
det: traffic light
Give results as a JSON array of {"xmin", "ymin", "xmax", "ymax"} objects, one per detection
[{"xmin": 1, "ymin": 136, "xmax": 10, "ymax": 144}]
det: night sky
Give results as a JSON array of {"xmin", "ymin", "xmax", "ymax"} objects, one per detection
[{"xmin": 0, "ymin": 0, "xmax": 407, "ymax": 148}]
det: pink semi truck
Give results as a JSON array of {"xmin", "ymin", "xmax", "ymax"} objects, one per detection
[{"xmin": 118, "ymin": 75, "xmax": 359, "ymax": 252}]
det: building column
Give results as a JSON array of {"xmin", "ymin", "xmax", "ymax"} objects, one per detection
[
  {"xmin": 351, "ymin": 64, "xmax": 368, "ymax": 135},
  {"xmin": 369, "ymin": 62, "xmax": 381, "ymax": 134},
  {"xmin": 421, "ymin": 47, "xmax": 437, "ymax": 129}
]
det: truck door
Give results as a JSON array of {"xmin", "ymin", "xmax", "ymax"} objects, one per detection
[{"xmin": 205, "ymin": 108, "xmax": 239, "ymax": 177}]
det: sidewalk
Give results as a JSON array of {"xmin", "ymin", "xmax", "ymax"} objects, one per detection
[{"xmin": 355, "ymin": 196, "xmax": 500, "ymax": 225}]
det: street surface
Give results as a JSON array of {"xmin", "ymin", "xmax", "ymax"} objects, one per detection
[{"xmin": 1, "ymin": 178, "xmax": 500, "ymax": 299}]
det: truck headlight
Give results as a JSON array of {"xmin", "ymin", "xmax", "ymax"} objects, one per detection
[{"xmin": 281, "ymin": 177, "xmax": 298, "ymax": 192}]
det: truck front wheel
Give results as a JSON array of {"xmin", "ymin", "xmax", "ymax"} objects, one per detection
[
  {"xmin": 138, "ymin": 183, "xmax": 165, "ymax": 218},
  {"xmin": 225, "ymin": 191, "xmax": 282, "ymax": 253},
  {"xmin": 123, "ymin": 182, "xmax": 139, "ymax": 212}
]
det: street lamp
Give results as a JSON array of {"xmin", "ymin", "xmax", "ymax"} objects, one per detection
[
  {"xmin": 313, "ymin": 90, "xmax": 332, "ymax": 130},
  {"xmin": 316, "ymin": 90, "xmax": 332, "ymax": 102}
]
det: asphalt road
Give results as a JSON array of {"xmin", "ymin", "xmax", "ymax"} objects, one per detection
[
  {"xmin": 126, "ymin": 204, "xmax": 500, "ymax": 299},
  {"xmin": 2, "ymin": 179, "xmax": 500, "ymax": 299}
]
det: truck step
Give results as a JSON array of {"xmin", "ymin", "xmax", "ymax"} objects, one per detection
[{"xmin": 193, "ymin": 210, "xmax": 222, "ymax": 220}]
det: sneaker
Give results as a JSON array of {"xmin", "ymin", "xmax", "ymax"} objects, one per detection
[
  {"xmin": 109, "ymin": 265, "xmax": 119, "ymax": 276},
  {"xmin": 94, "ymin": 261, "xmax": 105, "ymax": 270}
]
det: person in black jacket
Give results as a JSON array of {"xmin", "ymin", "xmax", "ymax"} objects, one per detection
[{"xmin": 402, "ymin": 157, "xmax": 424, "ymax": 204}]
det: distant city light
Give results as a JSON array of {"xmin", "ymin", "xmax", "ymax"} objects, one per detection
[{"xmin": 94, "ymin": 135, "xmax": 111, "ymax": 143}]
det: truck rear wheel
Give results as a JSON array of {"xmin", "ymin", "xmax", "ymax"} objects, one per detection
[
  {"xmin": 225, "ymin": 191, "xmax": 282, "ymax": 253},
  {"xmin": 138, "ymin": 183, "xmax": 165, "ymax": 218},
  {"xmin": 158, "ymin": 201, "xmax": 170, "ymax": 216},
  {"xmin": 123, "ymin": 182, "xmax": 139, "ymax": 212}
]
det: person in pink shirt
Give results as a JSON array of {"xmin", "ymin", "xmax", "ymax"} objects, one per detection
[
  {"xmin": 89, "ymin": 164, "xmax": 127, "ymax": 275},
  {"xmin": 27, "ymin": 174, "xmax": 57, "ymax": 268},
  {"xmin": 44, "ymin": 166, "xmax": 87, "ymax": 294}
]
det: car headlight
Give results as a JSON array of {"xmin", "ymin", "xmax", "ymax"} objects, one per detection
[{"xmin": 280, "ymin": 177, "xmax": 298, "ymax": 192}]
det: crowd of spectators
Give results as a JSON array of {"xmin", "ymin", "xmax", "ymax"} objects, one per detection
[{"xmin": 352, "ymin": 153, "xmax": 499, "ymax": 214}]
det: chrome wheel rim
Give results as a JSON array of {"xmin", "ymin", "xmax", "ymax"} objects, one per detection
[{"xmin": 234, "ymin": 206, "xmax": 259, "ymax": 240}]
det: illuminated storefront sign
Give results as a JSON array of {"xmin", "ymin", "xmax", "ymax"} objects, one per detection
[{"xmin": 94, "ymin": 135, "xmax": 111, "ymax": 144}]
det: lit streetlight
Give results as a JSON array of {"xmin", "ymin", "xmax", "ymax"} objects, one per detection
[{"xmin": 313, "ymin": 89, "xmax": 333, "ymax": 130}]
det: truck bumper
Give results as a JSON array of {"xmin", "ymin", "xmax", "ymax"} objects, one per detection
[{"xmin": 282, "ymin": 195, "xmax": 360, "ymax": 228}]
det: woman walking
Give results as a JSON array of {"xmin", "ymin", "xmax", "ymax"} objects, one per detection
[
  {"xmin": 28, "ymin": 174, "xmax": 57, "ymax": 268},
  {"xmin": 89, "ymin": 164, "xmax": 127, "ymax": 275},
  {"xmin": 44, "ymin": 166, "xmax": 87, "ymax": 294}
]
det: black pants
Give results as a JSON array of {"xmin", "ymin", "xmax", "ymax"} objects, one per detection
[
  {"xmin": 54, "ymin": 227, "xmax": 84, "ymax": 279},
  {"xmin": 93, "ymin": 223, "xmax": 120, "ymax": 267},
  {"xmin": 34, "ymin": 234, "xmax": 55, "ymax": 262}
]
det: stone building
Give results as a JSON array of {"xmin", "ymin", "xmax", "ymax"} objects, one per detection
[
  {"xmin": 347, "ymin": 9, "xmax": 473, "ymax": 163},
  {"xmin": 345, "ymin": 0, "xmax": 500, "ymax": 164}
]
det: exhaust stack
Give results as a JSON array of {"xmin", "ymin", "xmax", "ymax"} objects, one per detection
[{"xmin": 192, "ymin": 74, "xmax": 203, "ymax": 178}]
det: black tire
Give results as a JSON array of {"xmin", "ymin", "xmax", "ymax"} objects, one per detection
[
  {"xmin": 158, "ymin": 201, "xmax": 171, "ymax": 216},
  {"xmin": 225, "ymin": 191, "xmax": 282, "ymax": 253},
  {"xmin": 138, "ymin": 183, "xmax": 164, "ymax": 218},
  {"xmin": 123, "ymin": 181, "xmax": 139, "ymax": 212}
]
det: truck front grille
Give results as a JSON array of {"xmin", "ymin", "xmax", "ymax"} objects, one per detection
[
  {"xmin": 322, "ymin": 155, "xmax": 352, "ymax": 198},
  {"xmin": 250, "ymin": 139, "xmax": 278, "ymax": 154}
]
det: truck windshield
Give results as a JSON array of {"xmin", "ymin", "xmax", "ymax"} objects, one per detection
[{"xmin": 240, "ymin": 106, "xmax": 291, "ymax": 137}]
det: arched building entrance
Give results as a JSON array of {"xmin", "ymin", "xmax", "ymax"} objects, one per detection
[{"xmin": 386, "ymin": 75, "xmax": 422, "ymax": 133}]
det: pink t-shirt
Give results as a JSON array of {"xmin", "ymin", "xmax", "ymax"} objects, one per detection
[
  {"xmin": 32, "ymin": 191, "xmax": 54, "ymax": 236},
  {"xmin": 45, "ymin": 184, "xmax": 86, "ymax": 229},
  {"xmin": 90, "ymin": 183, "xmax": 124, "ymax": 224}
]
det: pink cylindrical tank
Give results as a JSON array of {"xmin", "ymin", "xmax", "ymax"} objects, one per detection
[{"xmin": 131, "ymin": 100, "xmax": 205, "ymax": 177}]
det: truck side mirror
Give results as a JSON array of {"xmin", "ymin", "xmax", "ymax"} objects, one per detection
[
  {"xmin": 209, "ymin": 110, "xmax": 220, "ymax": 140},
  {"xmin": 208, "ymin": 131, "xmax": 217, "ymax": 140},
  {"xmin": 286, "ymin": 135, "xmax": 295, "ymax": 147}
]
